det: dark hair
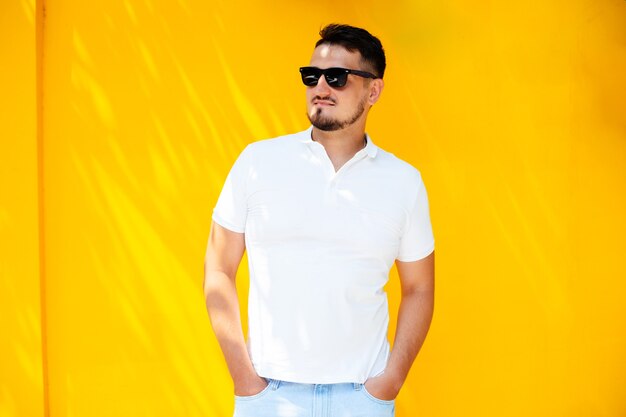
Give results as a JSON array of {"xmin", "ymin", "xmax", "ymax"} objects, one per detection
[{"xmin": 315, "ymin": 23, "xmax": 386, "ymax": 79}]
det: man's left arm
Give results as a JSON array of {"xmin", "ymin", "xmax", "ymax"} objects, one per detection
[{"xmin": 364, "ymin": 250, "xmax": 435, "ymax": 400}]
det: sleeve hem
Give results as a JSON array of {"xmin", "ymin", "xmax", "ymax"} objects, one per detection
[
  {"xmin": 396, "ymin": 241, "xmax": 434, "ymax": 262},
  {"xmin": 212, "ymin": 211, "xmax": 245, "ymax": 234}
]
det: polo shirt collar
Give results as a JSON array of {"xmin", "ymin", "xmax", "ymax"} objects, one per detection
[{"xmin": 299, "ymin": 125, "xmax": 379, "ymax": 159}]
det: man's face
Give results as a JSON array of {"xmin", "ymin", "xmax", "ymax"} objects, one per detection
[{"xmin": 305, "ymin": 44, "xmax": 373, "ymax": 131}]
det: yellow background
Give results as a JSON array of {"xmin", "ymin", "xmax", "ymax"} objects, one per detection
[{"xmin": 1, "ymin": 0, "xmax": 625, "ymax": 416}]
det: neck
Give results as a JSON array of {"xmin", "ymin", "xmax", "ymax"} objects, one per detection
[{"xmin": 311, "ymin": 121, "xmax": 367, "ymax": 160}]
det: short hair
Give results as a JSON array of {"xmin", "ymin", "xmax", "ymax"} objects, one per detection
[{"xmin": 315, "ymin": 23, "xmax": 386, "ymax": 79}]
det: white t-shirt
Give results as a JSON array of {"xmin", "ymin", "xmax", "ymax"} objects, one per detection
[{"xmin": 212, "ymin": 126, "xmax": 434, "ymax": 384}]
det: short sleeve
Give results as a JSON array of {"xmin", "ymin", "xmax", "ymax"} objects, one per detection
[
  {"xmin": 396, "ymin": 175, "xmax": 435, "ymax": 262},
  {"xmin": 212, "ymin": 146, "xmax": 251, "ymax": 233}
]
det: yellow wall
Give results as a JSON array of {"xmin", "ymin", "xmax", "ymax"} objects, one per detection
[
  {"xmin": 0, "ymin": 0, "xmax": 45, "ymax": 416},
  {"xmin": 2, "ymin": 0, "xmax": 625, "ymax": 416}
]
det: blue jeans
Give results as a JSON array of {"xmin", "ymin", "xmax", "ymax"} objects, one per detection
[{"xmin": 233, "ymin": 378, "xmax": 395, "ymax": 417}]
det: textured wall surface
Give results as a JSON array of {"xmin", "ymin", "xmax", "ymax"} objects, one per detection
[
  {"xmin": 1, "ymin": 0, "xmax": 625, "ymax": 416},
  {"xmin": 0, "ymin": 0, "xmax": 44, "ymax": 416}
]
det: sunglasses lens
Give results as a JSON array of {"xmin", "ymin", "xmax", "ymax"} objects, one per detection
[
  {"xmin": 300, "ymin": 68, "xmax": 322, "ymax": 86},
  {"xmin": 300, "ymin": 67, "xmax": 349, "ymax": 87},
  {"xmin": 324, "ymin": 69, "xmax": 348, "ymax": 87}
]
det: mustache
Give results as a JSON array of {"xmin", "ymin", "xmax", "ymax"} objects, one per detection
[{"xmin": 312, "ymin": 96, "xmax": 336, "ymax": 104}]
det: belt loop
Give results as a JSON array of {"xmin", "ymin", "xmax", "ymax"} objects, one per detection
[
  {"xmin": 270, "ymin": 379, "xmax": 281, "ymax": 390},
  {"xmin": 353, "ymin": 382, "xmax": 361, "ymax": 391}
]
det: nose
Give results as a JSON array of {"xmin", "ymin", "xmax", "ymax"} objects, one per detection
[{"xmin": 312, "ymin": 74, "xmax": 332, "ymax": 97}]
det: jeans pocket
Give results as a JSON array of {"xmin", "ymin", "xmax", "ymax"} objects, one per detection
[
  {"xmin": 234, "ymin": 378, "xmax": 273, "ymax": 401},
  {"xmin": 361, "ymin": 383, "xmax": 395, "ymax": 405}
]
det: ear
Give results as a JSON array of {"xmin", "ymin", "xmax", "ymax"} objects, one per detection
[{"xmin": 367, "ymin": 78, "xmax": 384, "ymax": 105}]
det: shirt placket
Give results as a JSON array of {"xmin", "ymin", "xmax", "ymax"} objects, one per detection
[
  {"xmin": 309, "ymin": 143, "xmax": 367, "ymax": 205},
  {"xmin": 310, "ymin": 142, "xmax": 367, "ymax": 177}
]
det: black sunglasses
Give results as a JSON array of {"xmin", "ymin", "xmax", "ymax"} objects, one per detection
[{"xmin": 299, "ymin": 66, "xmax": 378, "ymax": 88}]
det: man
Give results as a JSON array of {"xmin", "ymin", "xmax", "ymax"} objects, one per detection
[{"xmin": 204, "ymin": 24, "xmax": 435, "ymax": 417}]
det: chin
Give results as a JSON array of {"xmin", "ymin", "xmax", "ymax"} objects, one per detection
[
  {"xmin": 309, "ymin": 114, "xmax": 343, "ymax": 131},
  {"xmin": 315, "ymin": 123, "xmax": 342, "ymax": 132}
]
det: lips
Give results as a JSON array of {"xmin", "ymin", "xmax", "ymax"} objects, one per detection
[
  {"xmin": 313, "ymin": 100, "xmax": 335, "ymax": 106},
  {"xmin": 312, "ymin": 95, "xmax": 336, "ymax": 106}
]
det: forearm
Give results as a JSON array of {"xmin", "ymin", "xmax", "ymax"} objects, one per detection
[
  {"xmin": 204, "ymin": 269, "xmax": 257, "ymax": 386},
  {"xmin": 385, "ymin": 288, "xmax": 434, "ymax": 389}
]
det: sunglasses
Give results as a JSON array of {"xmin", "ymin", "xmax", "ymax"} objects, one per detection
[{"xmin": 299, "ymin": 66, "xmax": 378, "ymax": 88}]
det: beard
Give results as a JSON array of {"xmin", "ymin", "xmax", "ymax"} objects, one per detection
[{"xmin": 307, "ymin": 96, "xmax": 367, "ymax": 131}]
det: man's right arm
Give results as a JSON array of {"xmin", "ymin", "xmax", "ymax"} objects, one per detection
[{"xmin": 203, "ymin": 220, "xmax": 268, "ymax": 396}]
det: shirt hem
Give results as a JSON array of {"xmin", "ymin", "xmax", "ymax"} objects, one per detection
[{"xmin": 254, "ymin": 365, "xmax": 371, "ymax": 384}]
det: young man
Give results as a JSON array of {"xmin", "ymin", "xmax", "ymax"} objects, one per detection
[{"xmin": 204, "ymin": 24, "xmax": 435, "ymax": 417}]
